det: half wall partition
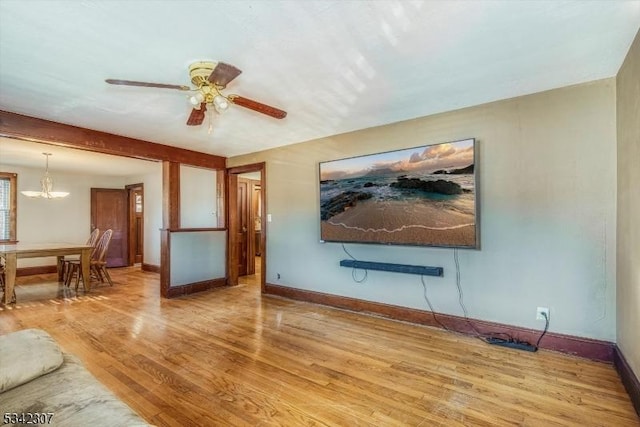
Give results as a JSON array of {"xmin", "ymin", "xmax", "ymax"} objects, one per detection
[{"xmin": 161, "ymin": 162, "xmax": 228, "ymax": 297}]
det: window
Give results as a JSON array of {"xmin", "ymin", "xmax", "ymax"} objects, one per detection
[{"xmin": 0, "ymin": 172, "xmax": 17, "ymax": 242}]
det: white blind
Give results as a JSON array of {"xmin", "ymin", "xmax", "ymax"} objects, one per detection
[{"xmin": 0, "ymin": 177, "xmax": 10, "ymax": 240}]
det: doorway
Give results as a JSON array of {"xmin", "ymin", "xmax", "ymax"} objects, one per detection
[
  {"xmin": 237, "ymin": 174, "xmax": 261, "ymax": 277},
  {"xmin": 126, "ymin": 183, "xmax": 144, "ymax": 266},
  {"xmin": 91, "ymin": 185, "xmax": 144, "ymax": 269},
  {"xmin": 90, "ymin": 188, "xmax": 129, "ymax": 267},
  {"xmin": 227, "ymin": 163, "xmax": 266, "ymax": 291}
]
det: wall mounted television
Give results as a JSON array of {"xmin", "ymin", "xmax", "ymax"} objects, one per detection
[{"xmin": 319, "ymin": 138, "xmax": 479, "ymax": 249}]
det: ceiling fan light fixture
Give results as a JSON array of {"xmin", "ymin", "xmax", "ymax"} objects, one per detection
[
  {"xmin": 213, "ymin": 94, "xmax": 229, "ymax": 113},
  {"xmin": 189, "ymin": 91, "xmax": 205, "ymax": 106}
]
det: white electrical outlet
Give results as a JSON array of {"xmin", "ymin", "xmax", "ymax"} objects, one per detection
[{"xmin": 536, "ymin": 307, "xmax": 550, "ymax": 321}]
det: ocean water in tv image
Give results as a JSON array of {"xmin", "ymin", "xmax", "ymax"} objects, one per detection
[{"xmin": 319, "ymin": 139, "xmax": 477, "ymax": 247}]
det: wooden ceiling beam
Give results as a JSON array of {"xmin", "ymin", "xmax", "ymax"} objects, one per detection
[{"xmin": 0, "ymin": 110, "xmax": 226, "ymax": 170}]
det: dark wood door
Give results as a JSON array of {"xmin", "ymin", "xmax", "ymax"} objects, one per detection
[
  {"xmin": 127, "ymin": 184, "xmax": 144, "ymax": 265},
  {"xmin": 237, "ymin": 179, "xmax": 249, "ymax": 276},
  {"xmin": 253, "ymin": 181, "xmax": 262, "ymax": 257},
  {"xmin": 91, "ymin": 188, "xmax": 128, "ymax": 267},
  {"xmin": 247, "ymin": 180, "xmax": 261, "ymax": 272}
]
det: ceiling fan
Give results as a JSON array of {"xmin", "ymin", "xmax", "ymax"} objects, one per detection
[{"xmin": 105, "ymin": 61, "xmax": 287, "ymax": 126}]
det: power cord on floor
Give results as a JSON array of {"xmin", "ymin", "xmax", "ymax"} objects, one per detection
[
  {"xmin": 485, "ymin": 312, "xmax": 549, "ymax": 352},
  {"xmin": 453, "ymin": 249, "xmax": 544, "ymax": 347}
]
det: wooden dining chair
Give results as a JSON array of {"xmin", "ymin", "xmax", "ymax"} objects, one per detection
[
  {"xmin": 61, "ymin": 228, "xmax": 100, "ymax": 283},
  {"xmin": 90, "ymin": 229, "xmax": 114, "ymax": 288},
  {"xmin": 66, "ymin": 229, "xmax": 113, "ymax": 291},
  {"xmin": 87, "ymin": 227, "xmax": 101, "ymax": 247}
]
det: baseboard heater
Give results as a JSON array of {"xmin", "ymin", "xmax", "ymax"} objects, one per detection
[{"xmin": 340, "ymin": 260, "xmax": 443, "ymax": 277}]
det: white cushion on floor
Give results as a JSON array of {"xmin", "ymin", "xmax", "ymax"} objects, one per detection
[{"xmin": 0, "ymin": 328, "xmax": 64, "ymax": 393}]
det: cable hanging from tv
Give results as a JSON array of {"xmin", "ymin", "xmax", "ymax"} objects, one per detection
[{"xmin": 342, "ymin": 244, "xmax": 368, "ymax": 283}]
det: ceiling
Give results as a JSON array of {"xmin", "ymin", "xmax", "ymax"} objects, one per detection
[{"xmin": 1, "ymin": 1, "xmax": 639, "ymax": 171}]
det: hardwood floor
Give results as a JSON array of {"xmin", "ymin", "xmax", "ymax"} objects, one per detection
[{"xmin": 1, "ymin": 265, "xmax": 638, "ymax": 426}]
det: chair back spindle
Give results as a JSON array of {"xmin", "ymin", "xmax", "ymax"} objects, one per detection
[
  {"xmin": 86, "ymin": 228, "xmax": 100, "ymax": 247},
  {"xmin": 93, "ymin": 229, "xmax": 113, "ymax": 263}
]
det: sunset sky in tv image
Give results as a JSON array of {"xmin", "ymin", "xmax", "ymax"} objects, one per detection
[{"xmin": 320, "ymin": 138, "xmax": 475, "ymax": 180}]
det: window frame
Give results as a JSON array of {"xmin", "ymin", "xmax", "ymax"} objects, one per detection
[{"xmin": 0, "ymin": 172, "xmax": 17, "ymax": 243}]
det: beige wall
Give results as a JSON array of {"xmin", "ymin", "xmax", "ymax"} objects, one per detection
[
  {"xmin": 616, "ymin": 29, "xmax": 640, "ymax": 376},
  {"xmin": 229, "ymin": 78, "xmax": 617, "ymax": 341}
]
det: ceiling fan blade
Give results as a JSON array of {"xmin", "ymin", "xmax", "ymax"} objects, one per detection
[
  {"xmin": 228, "ymin": 95, "xmax": 287, "ymax": 119},
  {"xmin": 208, "ymin": 62, "xmax": 242, "ymax": 88},
  {"xmin": 186, "ymin": 103, "xmax": 207, "ymax": 126},
  {"xmin": 105, "ymin": 79, "xmax": 191, "ymax": 91}
]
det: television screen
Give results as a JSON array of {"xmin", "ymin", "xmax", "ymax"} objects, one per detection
[{"xmin": 319, "ymin": 138, "xmax": 478, "ymax": 248}]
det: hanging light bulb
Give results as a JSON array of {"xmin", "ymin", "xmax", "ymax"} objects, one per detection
[
  {"xmin": 213, "ymin": 94, "xmax": 229, "ymax": 113},
  {"xmin": 189, "ymin": 91, "xmax": 205, "ymax": 106},
  {"xmin": 21, "ymin": 153, "xmax": 70, "ymax": 199}
]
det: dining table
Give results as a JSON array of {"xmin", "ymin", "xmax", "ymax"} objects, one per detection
[{"xmin": 0, "ymin": 242, "xmax": 93, "ymax": 305}]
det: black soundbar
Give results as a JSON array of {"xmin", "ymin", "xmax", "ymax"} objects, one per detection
[{"xmin": 339, "ymin": 260, "xmax": 443, "ymax": 277}]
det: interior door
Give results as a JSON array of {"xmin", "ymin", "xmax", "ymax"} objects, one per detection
[
  {"xmin": 252, "ymin": 182, "xmax": 262, "ymax": 257},
  {"xmin": 227, "ymin": 162, "xmax": 266, "ymax": 290},
  {"xmin": 237, "ymin": 179, "xmax": 249, "ymax": 276},
  {"xmin": 127, "ymin": 184, "xmax": 144, "ymax": 265},
  {"xmin": 91, "ymin": 188, "xmax": 128, "ymax": 267}
]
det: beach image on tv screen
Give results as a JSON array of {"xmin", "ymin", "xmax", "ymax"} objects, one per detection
[{"xmin": 319, "ymin": 138, "xmax": 478, "ymax": 248}]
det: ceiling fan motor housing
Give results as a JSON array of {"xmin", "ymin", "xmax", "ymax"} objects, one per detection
[{"xmin": 189, "ymin": 61, "xmax": 217, "ymax": 87}]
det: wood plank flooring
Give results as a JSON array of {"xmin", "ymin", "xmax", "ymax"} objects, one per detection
[{"xmin": 1, "ymin": 264, "xmax": 638, "ymax": 426}]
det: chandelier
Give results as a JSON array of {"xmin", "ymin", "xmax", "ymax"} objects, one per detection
[{"xmin": 21, "ymin": 153, "xmax": 70, "ymax": 199}]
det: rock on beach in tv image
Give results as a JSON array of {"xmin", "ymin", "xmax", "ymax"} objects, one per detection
[{"xmin": 319, "ymin": 139, "xmax": 477, "ymax": 247}]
